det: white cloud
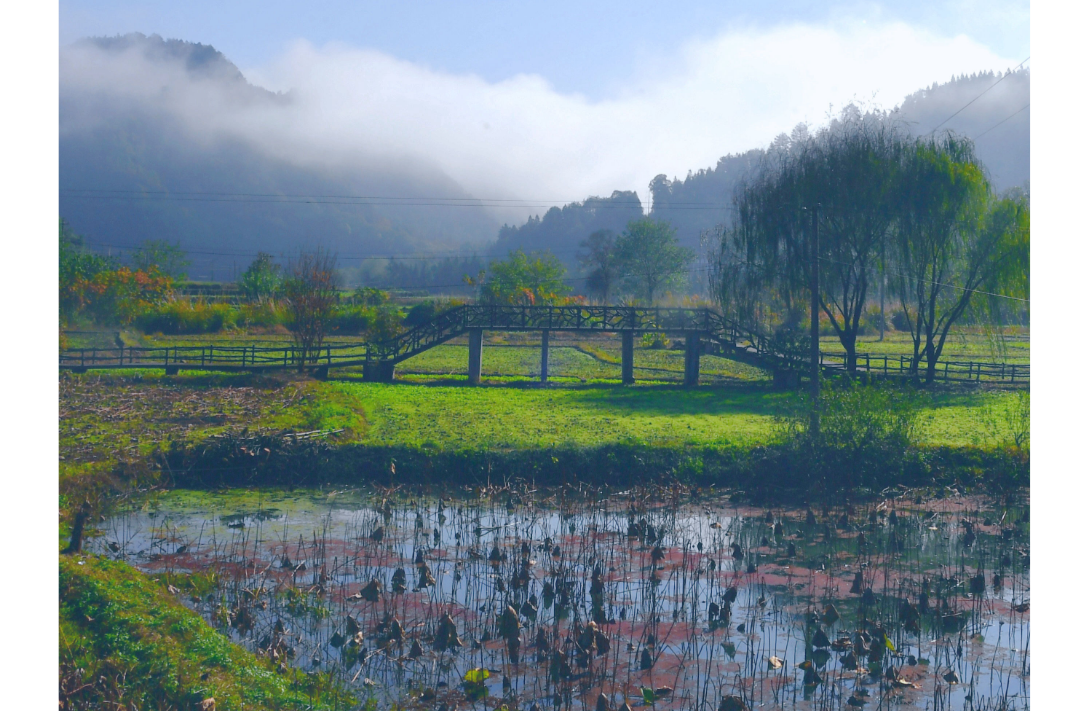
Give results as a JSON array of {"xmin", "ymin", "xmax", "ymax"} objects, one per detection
[{"xmin": 62, "ymin": 19, "xmax": 1017, "ymax": 221}]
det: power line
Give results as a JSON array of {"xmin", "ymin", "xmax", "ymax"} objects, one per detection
[
  {"xmin": 62, "ymin": 188, "xmax": 623, "ymax": 204},
  {"xmin": 973, "ymin": 103, "xmax": 1030, "ymax": 140},
  {"xmin": 929, "ymin": 58, "xmax": 1029, "ymax": 133},
  {"xmin": 85, "ymin": 241, "xmax": 640, "ymax": 262},
  {"xmin": 61, "ymin": 191, "xmax": 736, "ymax": 211}
]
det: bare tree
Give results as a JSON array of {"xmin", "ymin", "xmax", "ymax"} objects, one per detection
[{"xmin": 283, "ymin": 249, "xmax": 338, "ymax": 371}]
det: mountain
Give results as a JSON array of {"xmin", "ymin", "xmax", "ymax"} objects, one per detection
[
  {"xmin": 896, "ymin": 68, "xmax": 1029, "ymax": 191},
  {"xmin": 59, "ymin": 33, "xmax": 500, "ymax": 281},
  {"xmin": 645, "ymin": 69, "xmax": 1030, "ymax": 250}
]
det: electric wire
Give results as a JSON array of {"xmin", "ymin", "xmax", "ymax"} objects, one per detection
[
  {"xmin": 929, "ymin": 57, "xmax": 1030, "ymax": 133},
  {"xmin": 973, "ymin": 103, "xmax": 1030, "ymax": 141}
]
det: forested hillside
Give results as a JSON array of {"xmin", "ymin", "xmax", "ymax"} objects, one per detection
[
  {"xmin": 644, "ymin": 69, "xmax": 1029, "ymax": 250},
  {"xmin": 489, "ymin": 191, "xmax": 644, "ymax": 274}
]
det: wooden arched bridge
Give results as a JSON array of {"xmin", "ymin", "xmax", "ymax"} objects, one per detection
[{"xmin": 59, "ymin": 305, "xmax": 1029, "ymax": 385}]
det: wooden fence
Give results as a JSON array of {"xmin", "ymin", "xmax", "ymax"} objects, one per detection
[
  {"xmin": 59, "ymin": 343, "xmax": 367, "ymax": 371},
  {"xmin": 820, "ymin": 352, "xmax": 1029, "ymax": 383}
]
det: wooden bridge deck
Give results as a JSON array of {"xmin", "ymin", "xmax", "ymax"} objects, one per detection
[{"xmin": 59, "ymin": 305, "xmax": 1029, "ymax": 386}]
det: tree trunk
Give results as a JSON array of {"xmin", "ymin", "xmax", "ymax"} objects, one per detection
[{"xmin": 841, "ymin": 330, "xmax": 858, "ymax": 374}]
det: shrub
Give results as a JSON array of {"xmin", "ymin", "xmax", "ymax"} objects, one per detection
[
  {"xmin": 891, "ymin": 308, "xmax": 911, "ymax": 331},
  {"xmin": 368, "ymin": 305, "xmax": 404, "ymax": 343},
  {"xmin": 237, "ymin": 300, "xmax": 289, "ymax": 329},
  {"xmin": 775, "ymin": 380, "xmax": 926, "ymax": 491},
  {"xmin": 354, "ymin": 287, "xmax": 390, "ymax": 306},
  {"xmin": 329, "ymin": 305, "xmax": 376, "ymax": 334},
  {"xmin": 135, "ymin": 301, "xmax": 238, "ymax": 334},
  {"xmin": 641, "ymin": 332, "xmax": 670, "ymax": 349}
]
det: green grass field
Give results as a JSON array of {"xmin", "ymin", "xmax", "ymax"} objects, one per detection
[
  {"xmin": 60, "ymin": 370, "xmax": 1024, "ymax": 479},
  {"xmin": 306, "ymin": 379, "xmax": 1024, "ymax": 450},
  {"xmin": 819, "ymin": 329, "xmax": 1029, "ymax": 363}
]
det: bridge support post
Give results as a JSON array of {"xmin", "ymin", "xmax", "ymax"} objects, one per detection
[
  {"xmin": 468, "ymin": 329, "xmax": 484, "ymax": 384},
  {"xmin": 683, "ymin": 333, "xmax": 700, "ymax": 386},
  {"xmin": 621, "ymin": 332, "xmax": 635, "ymax": 384},
  {"xmin": 363, "ymin": 361, "xmax": 395, "ymax": 382},
  {"xmin": 540, "ymin": 330, "xmax": 550, "ymax": 383}
]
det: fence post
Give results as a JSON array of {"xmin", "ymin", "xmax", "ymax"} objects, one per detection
[
  {"xmin": 1011, "ymin": 364, "xmax": 1016, "ymax": 383},
  {"xmin": 976, "ymin": 363, "xmax": 982, "ymax": 382},
  {"xmin": 944, "ymin": 362, "xmax": 950, "ymax": 381}
]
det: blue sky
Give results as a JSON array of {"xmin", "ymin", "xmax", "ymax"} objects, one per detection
[{"xmin": 60, "ymin": 0, "xmax": 1029, "ymax": 100}]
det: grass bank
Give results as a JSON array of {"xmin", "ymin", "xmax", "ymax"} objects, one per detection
[
  {"xmin": 60, "ymin": 370, "xmax": 1027, "ymax": 504},
  {"xmin": 60, "ymin": 555, "xmax": 355, "ymax": 711}
]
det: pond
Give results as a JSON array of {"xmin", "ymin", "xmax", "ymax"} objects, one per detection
[{"xmin": 89, "ymin": 485, "xmax": 1030, "ymax": 711}]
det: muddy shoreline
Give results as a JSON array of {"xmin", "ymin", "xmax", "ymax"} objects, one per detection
[{"xmin": 157, "ymin": 435, "xmax": 1028, "ymax": 502}]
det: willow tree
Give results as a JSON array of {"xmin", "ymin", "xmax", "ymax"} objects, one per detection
[
  {"xmin": 891, "ymin": 135, "xmax": 1029, "ymax": 382},
  {"xmin": 729, "ymin": 108, "xmax": 905, "ymax": 372}
]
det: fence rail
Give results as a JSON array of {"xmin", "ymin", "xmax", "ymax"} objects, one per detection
[
  {"xmin": 819, "ymin": 351, "xmax": 1029, "ymax": 383},
  {"xmin": 58, "ymin": 305, "xmax": 1030, "ymax": 384},
  {"xmin": 59, "ymin": 343, "xmax": 367, "ymax": 371}
]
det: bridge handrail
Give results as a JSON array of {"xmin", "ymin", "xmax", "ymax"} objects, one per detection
[{"xmin": 58, "ymin": 305, "xmax": 1028, "ymax": 383}]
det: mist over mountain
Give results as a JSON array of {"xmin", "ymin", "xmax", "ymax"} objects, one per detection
[
  {"xmin": 60, "ymin": 33, "xmax": 499, "ymax": 280},
  {"xmin": 646, "ymin": 68, "xmax": 1030, "ymax": 252},
  {"xmin": 60, "ymin": 32, "xmax": 1028, "ymax": 286},
  {"xmin": 897, "ymin": 67, "xmax": 1029, "ymax": 190}
]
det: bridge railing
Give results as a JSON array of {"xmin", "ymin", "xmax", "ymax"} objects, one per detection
[{"xmin": 365, "ymin": 305, "xmax": 742, "ymax": 363}]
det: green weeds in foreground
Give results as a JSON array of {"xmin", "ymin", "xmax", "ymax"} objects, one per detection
[{"xmin": 60, "ymin": 555, "xmax": 354, "ymax": 711}]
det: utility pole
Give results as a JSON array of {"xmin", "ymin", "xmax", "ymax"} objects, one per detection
[
  {"xmin": 879, "ymin": 262, "xmax": 886, "ymax": 342},
  {"xmin": 810, "ymin": 204, "xmax": 820, "ymax": 437}
]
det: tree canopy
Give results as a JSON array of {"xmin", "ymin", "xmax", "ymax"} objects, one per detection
[
  {"xmin": 578, "ymin": 229, "xmax": 619, "ymax": 304},
  {"xmin": 614, "ymin": 218, "xmax": 694, "ymax": 305},
  {"xmin": 476, "ymin": 250, "xmax": 571, "ymax": 306},
  {"xmin": 240, "ymin": 252, "xmax": 282, "ymax": 302},
  {"xmin": 718, "ymin": 105, "xmax": 1029, "ymax": 380}
]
